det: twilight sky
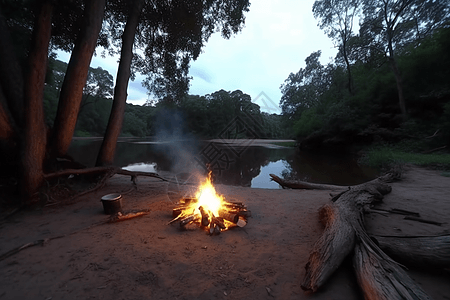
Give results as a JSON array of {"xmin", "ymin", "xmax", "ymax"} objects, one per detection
[{"xmin": 57, "ymin": 0, "xmax": 337, "ymax": 113}]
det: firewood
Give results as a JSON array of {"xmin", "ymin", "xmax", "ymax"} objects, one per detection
[
  {"xmin": 108, "ymin": 210, "xmax": 150, "ymax": 223},
  {"xmin": 198, "ymin": 206, "xmax": 210, "ymax": 227},
  {"xmin": 211, "ymin": 214, "xmax": 226, "ymax": 229},
  {"xmin": 237, "ymin": 210, "xmax": 251, "ymax": 218},
  {"xmin": 236, "ymin": 217, "xmax": 247, "ymax": 228},
  {"xmin": 172, "ymin": 207, "xmax": 185, "ymax": 218},
  {"xmin": 219, "ymin": 210, "xmax": 239, "ymax": 223},
  {"xmin": 179, "ymin": 214, "xmax": 198, "ymax": 227},
  {"xmin": 209, "ymin": 223, "xmax": 216, "ymax": 235}
]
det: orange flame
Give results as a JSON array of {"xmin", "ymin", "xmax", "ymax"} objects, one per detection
[{"xmin": 194, "ymin": 172, "xmax": 224, "ymax": 216}]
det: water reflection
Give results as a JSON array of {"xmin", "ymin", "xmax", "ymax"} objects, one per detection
[{"xmin": 68, "ymin": 138, "xmax": 379, "ymax": 189}]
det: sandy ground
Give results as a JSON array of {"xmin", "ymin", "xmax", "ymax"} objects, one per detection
[{"xmin": 0, "ymin": 165, "xmax": 449, "ymax": 300}]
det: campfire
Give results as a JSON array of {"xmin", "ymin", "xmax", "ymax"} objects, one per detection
[{"xmin": 168, "ymin": 173, "xmax": 250, "ymax": 234}]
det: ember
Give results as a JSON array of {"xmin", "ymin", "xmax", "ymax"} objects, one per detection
[{"xmin": 169, "ymin": 173, "xmax": 250, "ymax": 234}]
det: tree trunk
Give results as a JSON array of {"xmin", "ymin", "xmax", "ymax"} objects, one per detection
[
  {"xmin": 0, "ymin": 87, "xmax": 16, "ymax": 142},
  {"xmin": 50, "ymin": 0, "xmax": 105, "ymax": 157},
  {"xmin": 342, "ymin": 39, "xmax": 353, "ymax": 94},
  {"xmin": 389, "ymin": 56, "xmax": 407, "ymax": 120},
  {"xmin": 386, "ymin": 19, "xmax": 407, "ymax": 120},
  {"xmin": 20, "ymin": 0, "xmax": 53, "ymax": 202},
  {"xmin": 0, "ymin": 12, "xmax": 24, "ymax": 128},
  {"xmin": 96, "ymin": 0, "xmax": 144, "ymax": 166}
]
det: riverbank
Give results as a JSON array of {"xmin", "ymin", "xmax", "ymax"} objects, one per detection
[
  {"xmin": 0, "ymin": 166, "xmax": 449, "ymax": 299},
  {"xmin": 360, "ymin": 146, "xmax": 450, "ymax": 172}
]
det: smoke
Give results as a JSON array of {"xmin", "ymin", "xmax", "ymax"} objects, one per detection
[{"xmin": 153, "ymin": 107, "xmax": 203, "ymax": 176}]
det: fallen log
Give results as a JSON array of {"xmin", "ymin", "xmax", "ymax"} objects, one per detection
[
  {"xmin": 269, "ymin": 174, "xmax": 347, "ymax": 190},
  {"xmin": 300, "ymin": 170, "xmax": 436, "ymax": 298},
  {"xmin": 403, "ymin": 216, "xmax": 443, "ymax": 226},
  {"xmin": 353, "ymin": 236, "xmax": 432, "ymax": 300},
  {"xmin": 301, "ymin": 174, "xmax": 393, "ymax": 291},
  {"xmin": 373, "ymin": 234, "xmax": 450, "ymax": 269}
]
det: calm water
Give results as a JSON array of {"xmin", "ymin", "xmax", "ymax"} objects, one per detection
[{"xmin": 68, "ymin": 138, "xmax": 379, "ymax": 189}]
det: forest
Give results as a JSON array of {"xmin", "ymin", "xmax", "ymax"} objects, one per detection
[
  {"xmin": 44, "ymin": 59, "xmax": 287, "ymax": 139},
  {"xmin": 280, "ymin": 0, "xmax": 450, "ymax": 154},
  {"xmin": 0, "ymin": 0, "xmax": 449, "ymax": 205}
]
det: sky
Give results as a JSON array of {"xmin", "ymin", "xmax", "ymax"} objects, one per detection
[{"xmin": 57, "ymin": 0, "xmax": 337, "ymax": 113}]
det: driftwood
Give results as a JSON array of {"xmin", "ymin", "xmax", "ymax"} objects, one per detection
[
  {"xmin": 373, "ymin": 234, "xmax": 450, "ymax": 269},
  {"xmin": 300, "ymin": 172, "xmax": 433, "ymax": 299},
  {"xmin": 301, "ymin": 173, "xmax": 393, "ymax": 291},
  {"xmin": 44, "ymin": 166, "xmax": 166, "ymax": 182},
  {"xmin": 269, "ymin": 174, "xmax": 347, "ymax": 190},
  {"xmin": 43, "ymin": 166, "xmax": 167, "ymax": 202},
  {"xmin": 107, "ymin": 209, "xmax": 151, "ymax": 223},
  {"xmin": 353, "ymin": 236, "xmax": 432, "ymax": 300}
]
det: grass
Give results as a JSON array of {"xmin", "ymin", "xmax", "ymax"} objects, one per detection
[{"xmin": 360, "ymin": 146, "xmax": 450, "ymax": 172}]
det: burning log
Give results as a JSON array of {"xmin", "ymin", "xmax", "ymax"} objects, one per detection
[
  {"xmin": 198, "ymin": 206, "xmax": 210, "ymax": 227},
  {"xmin": 179, "ymin": 214, "xmax": 198, "ymax": 227},
  {"xmin": 237, "ymin": 210, "xmax": 251, "ymax": 218},
  {"xmin": 211, "ymin": 214, "xmax": 226, "ymax": 229},
  {"xmin": 168, "ymin": 173, "xmax": 250, "ymax": 234},
  {"xmin": 172, "ymin": 206, "xmax": 186, "ymax": 218},
  {"xmin": 219, "ymin": 210, "xmax": 239, "ymax": 223}
]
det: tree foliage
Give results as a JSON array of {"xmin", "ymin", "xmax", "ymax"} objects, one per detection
[
  {"xmin": 280, "ymin": 25, "xmax": 450, "ymax": 150},
  {"xmin": 0, "ymin": 0, "xmax": 251, "ymax": 203}
]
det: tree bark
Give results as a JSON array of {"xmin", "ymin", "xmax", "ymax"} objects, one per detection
[
  {"xmin": 353, "ymin": 237, "xmax": 432, "ymax": 300},
  {"xmin": 301, "ymin": 172, "xmax": 434, "ymax": 299},
  {"xmin": 96, "ymin": 0, "xmax": 144, "ymax": 166},
  {"xmin": 20, "ymin": 0, "xmax": 53, "ymax": 202},
  {"xmin": 373, "ymin": 234, "xmax": 450, "ymax": 269},
  {"xmin": 389, "ymin": 56, "xmax": 407, "ymax": 120},
  {"xmin": 0, "ymin": 87, "xmax": 16, "ymax": 141},
  {"xmin": 0, "ymin": 11, "xmax": 24, "ymax": 127},
  {"xmin": 50, "ymin": 0, "xmax": 105, "ymax": 157},
  {"xmin": 301, "ymin": 174, "xmax": 393, "ymax": 292}
]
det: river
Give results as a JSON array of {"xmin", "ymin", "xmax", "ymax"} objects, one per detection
[{"xmin": 68, "ymin": 138, "xmax": 379, "ymax": 189}]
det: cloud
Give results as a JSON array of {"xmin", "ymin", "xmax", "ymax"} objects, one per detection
[
  {"xmin": 188, "ymin": 0, "xmax": 336, "ymax": 111},
  {"xmin": 56, "ymin": 0, "xmax": 337, "ymax": 111}
]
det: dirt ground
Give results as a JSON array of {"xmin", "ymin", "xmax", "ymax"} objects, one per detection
[{"xmin": 0, "ymin": 165, "xmax": 449, "ymax": 300}]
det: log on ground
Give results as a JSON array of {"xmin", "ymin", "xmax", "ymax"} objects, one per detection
[
  {"xmin": 353, "ymin": 237, "xmax": 432, "ymax": 300},
  {"xmin": 269, "ymin": 174, "xmax": 348, "ymax": 190},
  {"xmin": 373, "ymin": 234, "xmax": 450, "ymax": 269},
  {"xmin": 301, "ymin": 175, "xmax": 393, "ymax": 292}
]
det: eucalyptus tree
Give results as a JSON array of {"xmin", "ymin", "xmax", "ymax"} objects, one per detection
[
  {"xmin": 0, "ymin": 0, "xmax": 250, "ymax": 203},
  {"xmin": 359, "ymin": 0, "xmax": 450, "ymax": 119},
  {"xmin": 313, "ymin": 0, "xmax": 362, "ymax": 94}
]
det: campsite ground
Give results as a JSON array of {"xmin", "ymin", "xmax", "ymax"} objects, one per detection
[{"xmin": 0, "ymin": 165, "xmax": 449, "ymax": 299}]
